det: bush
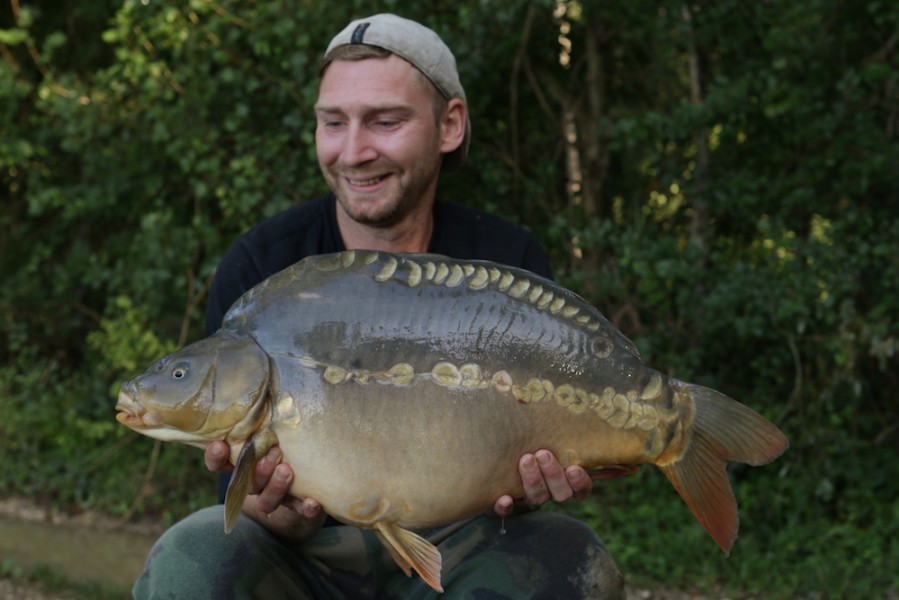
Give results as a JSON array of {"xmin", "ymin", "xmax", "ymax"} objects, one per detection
[{"xmin": 1, "ymin": 1, "xmax": 896, "ymax": 597}]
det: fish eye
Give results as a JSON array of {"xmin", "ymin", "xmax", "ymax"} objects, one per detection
[{"xmin": 171, "ymin": 363, "xmax": 189, "ymax": 380}]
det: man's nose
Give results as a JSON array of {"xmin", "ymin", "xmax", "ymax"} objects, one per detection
[{"xmin": 341, "ymin": 123, "xmax": 378, "ymax": 165}]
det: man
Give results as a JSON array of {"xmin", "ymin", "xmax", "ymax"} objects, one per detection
[{"xmin": 134, "ymin": 14, "xmax": 624, "ymax": 599}]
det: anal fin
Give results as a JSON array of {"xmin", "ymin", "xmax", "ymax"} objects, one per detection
[
  {"xmin": 375, "ymin": 521, "xmax": 443, "ymax": 593},
  {"xmin": 375, "ymin": 530, "xmax": 412, "ymax": 577}
]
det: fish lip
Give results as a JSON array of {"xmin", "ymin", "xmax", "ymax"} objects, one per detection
[
  {"xmin": 115, "ymin": 388, "xmax": 145, "ymax": 427},
  {"xmin": 115, "ymin": 388, "xmax": 167, "ymax": 428}
]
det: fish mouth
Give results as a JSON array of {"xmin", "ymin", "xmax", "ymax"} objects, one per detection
[
  {"xmin": 115, "ymin": 390, "xmax": 144, "ymax": 427},
  {"xmin": 115, "ymin": 389, "xmax": 162, "ymax": 429}
]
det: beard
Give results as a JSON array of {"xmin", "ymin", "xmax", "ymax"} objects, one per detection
[
  {"xmin": 335, "ymin": 184, "xmax": 417, "ymax": 229},
  {"xmin": 325, "ymin": 151, "xmax": 443, "ymax": 229}
]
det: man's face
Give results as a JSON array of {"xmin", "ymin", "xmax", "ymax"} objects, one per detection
[{"xmin": 315, "ymin": 55, "xmax": 455, "ymax": 228}]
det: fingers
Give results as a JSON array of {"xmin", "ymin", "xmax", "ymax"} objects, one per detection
[
  {"xmin": 251, "ymin": 447, "xmax": 282, "ymax": 492},
  {"xmin": 204, "ymin": 441, "xmax": 232, "ymax": 473},
  {"xmin": 253, "ymin": 448, "xmax": 292, "ymax": 515},
  {"xmin": 565, "ymin": 465, "xmax": 593, "ymax": 501},
  {"xmin": 297, "ymin": 497, "xmax": 323, "ymax": 519},
  {"xmin": 251, "ymin": 496, "xmax": 326, "ymax": 541},
  {"xmin": 519, "ymin": 450, "xmax": 593, "ymax": 508},
  {"xmin": 205, "ymin": 443, "xmax": 298, "ymax": 519},
  {"xmin": 207, "ymin": 441, "xmax": 317, "ymax": 540},
  {"xmin": 536, "ymin": 450, "xmax": 573, "ymax": 503},
  {"xmin": 519, "ymin": 452, "xmax": 551, "ymax": 506},
  {"xmin": 493, "ymin": 494, "xmax": 515, "ymax": 517}
]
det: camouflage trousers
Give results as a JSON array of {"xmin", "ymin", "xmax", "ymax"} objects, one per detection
[{"xmin": 133, "ymin": 505, "xmax": 624, "ymax": 599}]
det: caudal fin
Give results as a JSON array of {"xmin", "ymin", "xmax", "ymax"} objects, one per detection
[{"xmin": 658, "ymin": 383, "xmax": 788, "ymax": 554}]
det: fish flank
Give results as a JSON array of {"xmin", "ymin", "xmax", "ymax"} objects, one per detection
[{"xmin": 315, "ymin": 354, "xmax": 670, "ymax": 430}]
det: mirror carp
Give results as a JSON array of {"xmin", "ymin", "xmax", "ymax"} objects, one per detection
[{"xmin": 116, "ymin": 250, "xmax": 789, "ymax": 593}]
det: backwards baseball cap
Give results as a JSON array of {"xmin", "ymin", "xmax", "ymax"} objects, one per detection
[{"xmin": 323, "ymin": 14, "xmax": 471, "ymax": 171}]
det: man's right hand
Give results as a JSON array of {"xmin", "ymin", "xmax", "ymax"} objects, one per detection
[{"xmin": 204, "ymin": 440, "xmax": 326, "ymax": 541}]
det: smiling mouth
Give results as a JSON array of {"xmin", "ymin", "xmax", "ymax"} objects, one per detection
[{"xmin": 345, "ymin": 174, "xmax": 388, "ymax": 186}]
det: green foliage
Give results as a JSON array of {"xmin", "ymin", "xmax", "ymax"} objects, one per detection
[
  {"xmin": 1, "ymin": 0, "xmax": 896, "ymax": 597},
  {"xmin": 87, "ymin": 296, "xmax": 178, "ymax": 375},
  {"xmin": 1, "ymin": 556, "xmax": 128, "ymax": 600}
]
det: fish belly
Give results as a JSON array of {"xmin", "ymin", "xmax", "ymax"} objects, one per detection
[{"xmin": 270, "ymin": 361, "xmax": 652, "ymax": 530}]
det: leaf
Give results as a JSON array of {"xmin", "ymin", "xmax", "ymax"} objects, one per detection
[{"xmin": 0, "ymin": 28, "xmax": 29, "ymax": 45}]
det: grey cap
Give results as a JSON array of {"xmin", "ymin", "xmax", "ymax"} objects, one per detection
[{"xmin": 323, "ymin": 14, "xmax": 470, "ymax": 171}]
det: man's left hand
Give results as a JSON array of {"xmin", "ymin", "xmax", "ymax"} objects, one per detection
[{"xmin": 493, "ymin": 449, "xmax": 592, "ymax": 517}]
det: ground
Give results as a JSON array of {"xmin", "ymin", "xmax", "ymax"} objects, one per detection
[{"xmin": 0, "ymin": 579, "xmax": 79, "ymax": 600}]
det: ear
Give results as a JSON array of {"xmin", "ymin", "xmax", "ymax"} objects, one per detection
[{"xmin": 439, "ymin": 98, "xmax": 467, "ymax": 155}]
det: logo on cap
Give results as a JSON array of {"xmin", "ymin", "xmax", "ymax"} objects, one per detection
[{"xmin": 350, "ymin": 23, "xmax": 370, "ymax": 44}]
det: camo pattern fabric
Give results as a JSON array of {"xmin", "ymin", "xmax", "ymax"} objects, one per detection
[{"xmin": 133, "ymin": 505, "xmax": 625, "ymax": 599}]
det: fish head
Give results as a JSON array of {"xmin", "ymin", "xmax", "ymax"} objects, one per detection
[{"xmin": 115, "ymin": 330, "xmax": 270, "ymax": 446}]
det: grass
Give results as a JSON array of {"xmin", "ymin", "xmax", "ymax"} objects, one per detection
[{"xmin": 1, "ymin": 558, "xmax": 130, "ymax": 600}]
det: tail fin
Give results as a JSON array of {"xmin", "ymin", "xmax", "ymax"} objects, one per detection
[{"xmin": 658, "ymin": 383, "xmax": 788, "ymax": 554}]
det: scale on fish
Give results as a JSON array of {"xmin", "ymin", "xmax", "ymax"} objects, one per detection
[{"xmin": 116, "ymin": 250, "xmax": 789, "ymax": 593}]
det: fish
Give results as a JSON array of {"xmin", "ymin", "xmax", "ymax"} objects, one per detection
[{"xmin": 115, "ymin": 250, "xmax": 788, "ymax": 593}]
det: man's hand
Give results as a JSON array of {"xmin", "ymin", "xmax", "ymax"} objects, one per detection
[
  {"xmin": 493, "ymin": 449, "xmax": 592, "ymax": 517},
  {"xmin": 204, "ymin": 441, "xmax": 325, "ymax": 540}
]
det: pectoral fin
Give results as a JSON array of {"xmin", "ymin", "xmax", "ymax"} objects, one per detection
[
  {"xmin": 375, "ymin": 521, "xmax": 443, "ymax": 593},
  {"xmin": 223, "ymin": 428, "xmax": 278, "ymax": 533}
]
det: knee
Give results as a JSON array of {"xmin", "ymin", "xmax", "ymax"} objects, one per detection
[
  {"xmin": 147, "ymin": 505, "xmax": 234, "ymax": 560},
  {"xmin": 516, "ymin": 512, "xmax": 625, "ymax": 599},
  {"xmin": 133, "ymin": 505, "xmax": 256, "ymax": 599}
]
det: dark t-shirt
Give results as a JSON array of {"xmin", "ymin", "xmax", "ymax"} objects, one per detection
[
  {"xmin": 206, "ymin": 193, "xmax": 552, "ymax": 333},
  {"xmin": 207, "ymin": 192, "xmax": 552, "ymax": 502}
]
